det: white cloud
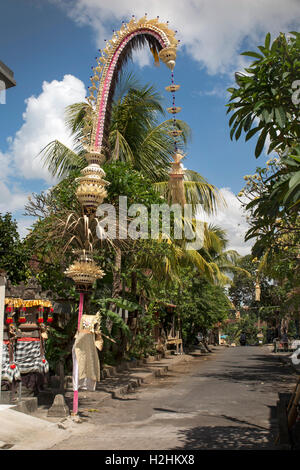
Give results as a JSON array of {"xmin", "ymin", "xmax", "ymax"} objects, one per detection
[
  {"xmin": 196, "ymin": 84, "xmax": 229, "ymax": 99},
  {"xmin": 0, "ymin": 74, "xmax": 87, "ymax": 231},
  {"xmin": 200, "ymin": 187, "xmax": 253, "ymax": 256},
  {"xmin": 52, "ymin": 0, "xmax": 300, "ymax": 74},
  {"xmin": 0, "ymin": 150, "xmax": 11, "ymax": 182},
  {"xmin": 131, "ymin": 48, "xmax": 152, "ymax": 68},
  {"xmin": 0, "ymin": 181, "xmax": 29, "ymax": 214},
  {"xmin": 8, "ymin": 74, "xmax": 86, "ymax": 182},
  {"xmin": 16, "ymin": 216, "xmax": 36, "ymax": 240}
]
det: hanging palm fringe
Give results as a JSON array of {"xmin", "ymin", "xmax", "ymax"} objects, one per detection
[
  {"xmin": 150, "ymin": 45, "xmax": 160, "ymax": 66},
  {"xmin": 168, "ymin": 178, "xmax": 186, "ymax": 206}
]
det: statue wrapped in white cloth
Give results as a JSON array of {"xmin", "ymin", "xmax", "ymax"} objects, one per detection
[{"xmin": 72, "ymin": 313, "xmax": 103, "ymax": 392}]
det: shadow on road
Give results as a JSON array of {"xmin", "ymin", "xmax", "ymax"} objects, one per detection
[
  {"xmin": 176, "ymin": 422, "xmax": 277, "ymax": 449},
  {"xmin": 174, "ymin": 349, "xmax": 296, "ymax": 450},
  {"xmin": 198, "ymin": 351, "xmax": 294, "ymax": 387},
  {"xmin": 176, "ymin": 405, "xmax": 278, "ymax": 449}
]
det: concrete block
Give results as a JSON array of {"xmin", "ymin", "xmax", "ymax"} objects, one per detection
[
  {"xmin": 14, "ymin": 397, "xmax": 38, "ymax": 415},
  {"xmin": 0, "ymin": 391, "xmax": 12, "ymax": 404},
  {"xmin": 47, "ymin": 394, "xmax": 69, "ymax": 418}
]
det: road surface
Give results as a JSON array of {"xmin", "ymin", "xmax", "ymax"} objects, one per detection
[{"xmin": 49, "ymin": 345, "xmax": 296, "ymax": 450}]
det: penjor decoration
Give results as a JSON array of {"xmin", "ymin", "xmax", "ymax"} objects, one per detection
[
  {"xmin": 64, "ymin": 16, "xmax": 180, "ymax": 415},
  {"xmin": 166, "ymin": 69, "xmax": 186, "ymax": 206}
]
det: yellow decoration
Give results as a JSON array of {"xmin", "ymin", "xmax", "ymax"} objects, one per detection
[
  {"xmin": 165, "ymin": 84, "xmax": 180, "ymax": 92},
  {"xmin": 83, "ymin": 149, "xmax": 106, "ymax": 166},
  {"xmin": 150, "ymin": 45, "xmax": 160, "ymax": 66},
  {"xmin": 167, "ymin": 106, "xmax": 182, "ymax": 114},
  {"xmin": 167, "ymin": 129, "xmax": 183, "ymax": 137},
  {"xmin": 89, "ymin": 17, "xmax": 179, "ymax": 150},
  {"xmin": 75, "ymin": 183, "xmax": 107, "ymax": 213},
  {"xmin": 158, "ymin": 46, "xmax": 177, "ymax": 70},
  {"xmin": 255, "ymin": 282, "xmax": 261, "ymax": 302},
  {"xmin": 170, "ymin": 152, "xmax": 185, "ymax": 174},
  {"xmin": 5, "ymin": 298, "xmax": 52, "ymax": 308},
  {"xmin": 64, "ymin": 258, "xmax": 105, "ymax": 287},
  {"xmin": 168, "ymin": 152, "xmax": 186, "ymax": 206}
]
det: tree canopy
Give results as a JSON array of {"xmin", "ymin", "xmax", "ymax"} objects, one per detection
[{"xmin": 0, "ymin": 213, "xmax": 30, "ymax": 284}]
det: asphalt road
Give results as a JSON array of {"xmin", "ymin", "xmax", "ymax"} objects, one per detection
[{"xmin": 51, "ymin": 346, "xmax": 296, "ymax": 450}]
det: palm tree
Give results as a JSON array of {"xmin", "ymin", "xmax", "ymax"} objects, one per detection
[
  {"xmin": 200, "ymin": 224, "xmax": 250, "ymax": 285},
  {"xmin": 40, "ymin": 74, "xmax": 222, "ymax": 214},
  {"xmin": 36, "ymin": 75, "xmax": 230, "ymax": 300}
]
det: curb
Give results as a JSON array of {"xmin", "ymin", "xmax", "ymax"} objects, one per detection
[
  {"xmin": 100, "ymin": 353, "xmax": 166, "ymax": 380},
  {"xmin": 47, "ymin": 350, "xmax": 200, "ymax": 414},
  {"xmin": 61, "ymin": 352, "xmax": 181, "ymax": 387},
  {"xmin": 109, "ymin": 354, "xmax": 192, "ymax": 400},
  {"xmin": 0, "ymin": 393, "xmax": 38, "ymax": 415},
  {"xmin": 53, "ymin": 352, "xmax": 172, "ymax": 387}
]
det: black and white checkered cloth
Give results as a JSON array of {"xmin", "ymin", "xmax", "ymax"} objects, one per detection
[
  {"xmin": 1, "ymin": 342, "xmax": 21, "ymax": 383},
  {"xmin": 1, "ymin": 340, "xmax": 49, "ymax": 383},
  {"xmin": 15, "ymin": 340, "xmax": 49, "ymax": 374}
]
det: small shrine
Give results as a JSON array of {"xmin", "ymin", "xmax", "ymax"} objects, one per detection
[
  {"xmin": 1, "ymin": 298, "xmax": 53, "ymax": 400},
  {"xmin": 154, "ymin": 302, "xmax": 183, "ymax": 355}
]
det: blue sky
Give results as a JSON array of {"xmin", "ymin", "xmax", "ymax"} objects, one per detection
[{"xmin": 0, "ymin": 0, "xmax": 299, "ymax": 254}]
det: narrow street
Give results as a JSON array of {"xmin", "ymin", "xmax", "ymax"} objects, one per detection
[{"xmin": 50, "ymin": 346, "xmax": 296, "ymax": 450}]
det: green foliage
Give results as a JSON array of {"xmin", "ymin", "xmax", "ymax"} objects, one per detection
[
  {"xmin": 98, "ymin": 297, "xmax": 142, "ymax": 313},
  {"xmin": 150, "ymin": 266, "xmax": 231, "ymax": 345},
  {"xmin": 228, "ymin": 32, "xmax": 300, "ymax": 282},
  {"xmin": 228, "ymin": 254, "xmax": 297, "ymax": 332},
  {"xmin": 25, "ymin": 73, "xmax": 236, "ymax": 364},
  {"xmin": 103, "ymin": 161, "xmax": 164, "ymax": 206},
  {"xmin": 237, "ymin": 158, "xmax": 300, "ymax": 274},
  {"xmin": 109, "ymin": 76, "xmax": 190, "ymax": 182},
  {"xmin": 261, "ymin": 147, "xmax": 300, "ymax": 214},
  {"xmin": 128, "ymin": 311, "xmax": 157, "ymax": 359},
  {"xmin": 94, "ymin": 297, "xmax": 132, "ymax": 339},
  {"xmin": 0, "ymin": 213, "xmax": 30, "ymax": 284},
  {"xmin": 41, "ymin": 74, "xmax": 191, "ymax": 183},
  {"xmin": 227, "ymin": 32, "xmax": 300, "ymax": 158},
  {"xmin": 242, "ymin": 154, "xmax": 300, "ymax": 260},
  {"xmin": 222, "ymin": 313, "xmax": 266, "ymax": 345},
  {"xmin": 45, "ymin": 307, "xmax": 78, "ymax": 374}
]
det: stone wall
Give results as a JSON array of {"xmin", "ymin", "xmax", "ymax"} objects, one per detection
[{"xmin": 5, "ymin": 277, "xmax": 73, "ymax": 317}]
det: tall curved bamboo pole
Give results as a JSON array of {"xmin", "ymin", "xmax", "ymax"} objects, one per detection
[{"xmin": 66, "ymin": 16, "xmax": 180, "ymax": 416}]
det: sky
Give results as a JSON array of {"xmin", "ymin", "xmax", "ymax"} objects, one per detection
[{"xmin": 0, "ymin": 0, "xmax": 299, "ymax": 255}]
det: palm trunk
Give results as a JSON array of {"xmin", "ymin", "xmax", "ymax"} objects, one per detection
[
  {"xmin": 131, "ymin": 271, "xmax": 137, "ymax": 299},
  {"xmin": 112, "ymin": 246, "xmax": 122, "ymax": 298}
]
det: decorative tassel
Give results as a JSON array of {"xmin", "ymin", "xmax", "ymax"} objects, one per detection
[
  {"xmin": 150, "ymin": 45, "xmax": 160, "ymax": 66},
  {"xmin": 255, "ymin": 281, "xmax": 261, "ymax": 302},
  {"xmin": 168, "ymin": 164, "xmax": 186, "ymax": 207},
  {"xmin": 47, "ymin": 307, "xmax": 54, "ymax": 324},
  {"xmin": 5, "ymin": 305, "xmax": 13, "ymax": 324},
  {"xmin": 18, "ymin": 306, "xmax": 26, "ymax": 323},
  {"xmin": 38, "ymin": 306, "xmax": 44, "ymax": 324}
]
